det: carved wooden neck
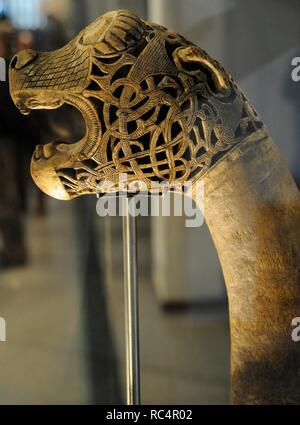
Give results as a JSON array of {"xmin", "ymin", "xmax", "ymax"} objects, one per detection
[{"xmin": 200, "ymin": 133, "xmax": 300, "ymax": 404}]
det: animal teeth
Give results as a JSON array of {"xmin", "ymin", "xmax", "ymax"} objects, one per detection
[{"xmin": 34, "ymin": 144, "xmax": 44, "ymax": 160}]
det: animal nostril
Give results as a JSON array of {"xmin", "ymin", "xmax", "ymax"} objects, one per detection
[
  {"xmin": 10, "ymin": 49, "xmax": 38, "ymax": 70},
  {"xmin": 10, "ymin": 55, "xmax": 18, "ymax": 69}
]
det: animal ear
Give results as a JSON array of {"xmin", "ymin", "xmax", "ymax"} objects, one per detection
[
  {"xmin": 173, "ymin": 46, "xmax": 230, "ymax": 92},
  {"xmin": 79, "ymin": 10, "xmax": 146, "ymax": 55}
]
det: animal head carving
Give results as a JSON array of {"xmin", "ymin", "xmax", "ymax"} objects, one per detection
[{"xmin": 9, "ymin": 9, "xmax": 265, "ymax": 200}]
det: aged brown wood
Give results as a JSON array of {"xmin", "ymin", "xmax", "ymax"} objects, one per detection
[{"xmin": 9, "ymin": 10, "xmax": 300, "ymax": 404}]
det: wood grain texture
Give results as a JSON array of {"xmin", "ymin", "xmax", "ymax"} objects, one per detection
[{"xmin": 203, "ymin": 135, "xmax": 300, "ymax": 404}]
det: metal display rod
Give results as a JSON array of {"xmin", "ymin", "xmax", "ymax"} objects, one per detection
[{"xmin": 122, "ymin": 196, "xmax": 140, "ymax": 405}]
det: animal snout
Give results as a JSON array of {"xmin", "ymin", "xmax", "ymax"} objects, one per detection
[{"xmin": 10, "ymin": 49, "xmax": 38, "ymax": 70}]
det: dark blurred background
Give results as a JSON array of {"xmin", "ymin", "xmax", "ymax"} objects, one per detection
[{"xmin": 0, "ymin": 0, "xmax": 298, "ymax": 404}]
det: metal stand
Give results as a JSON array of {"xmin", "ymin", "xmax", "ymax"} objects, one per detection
[{"xmin": 122, "ymin": 196, "xmax": 140, "ymax": 405}]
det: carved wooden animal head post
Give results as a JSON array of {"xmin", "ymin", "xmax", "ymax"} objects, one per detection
[
  {"xmin": 9, "ymin": 10, "xmax": 300, "ymax": 404},
  {"xmin": 9, "ymin": 10, "xmax": 263, "ymax": 200}
]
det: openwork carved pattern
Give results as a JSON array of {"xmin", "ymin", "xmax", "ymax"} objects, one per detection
[
  {"xmin": 66, "ymin": 39, "xmax": 263, "ymax": 196},
  {"xmin": 9, "ymin": 10, "xmax": 265, "ymax": 200}
]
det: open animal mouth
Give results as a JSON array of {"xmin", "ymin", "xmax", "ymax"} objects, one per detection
[
  {"xmin": 32, "ymin": 99, "xmax": 86, "ymax": 160},
  {"xmin": 32, "ymin": 96, "xmax": 86, "ymax": 150},
  {"xmin": 14, "ymin": 93, "xmax": 95, "ymax": 200}
]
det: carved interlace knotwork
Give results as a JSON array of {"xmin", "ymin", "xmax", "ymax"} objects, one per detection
[{"xmin": 9, "ymin": 10, "xmax": 265, "ymax": 200}]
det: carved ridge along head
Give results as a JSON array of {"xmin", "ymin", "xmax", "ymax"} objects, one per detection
[{"xmin": 9, "ymin": 9, "xmax": 265, "ymax": 200}]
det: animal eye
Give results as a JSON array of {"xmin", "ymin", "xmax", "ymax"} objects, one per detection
[{"xmin": 146, "ymin": 31, "xmax": 155, "ymax": 42}]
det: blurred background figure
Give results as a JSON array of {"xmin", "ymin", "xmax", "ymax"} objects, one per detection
[
  {"xmin": 15, "ymin": 29, "xmax": 47, "ymax": 217},
  {"xmin": 0, "ymin": 14, "xmax": 27, "ymax": 267}
]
